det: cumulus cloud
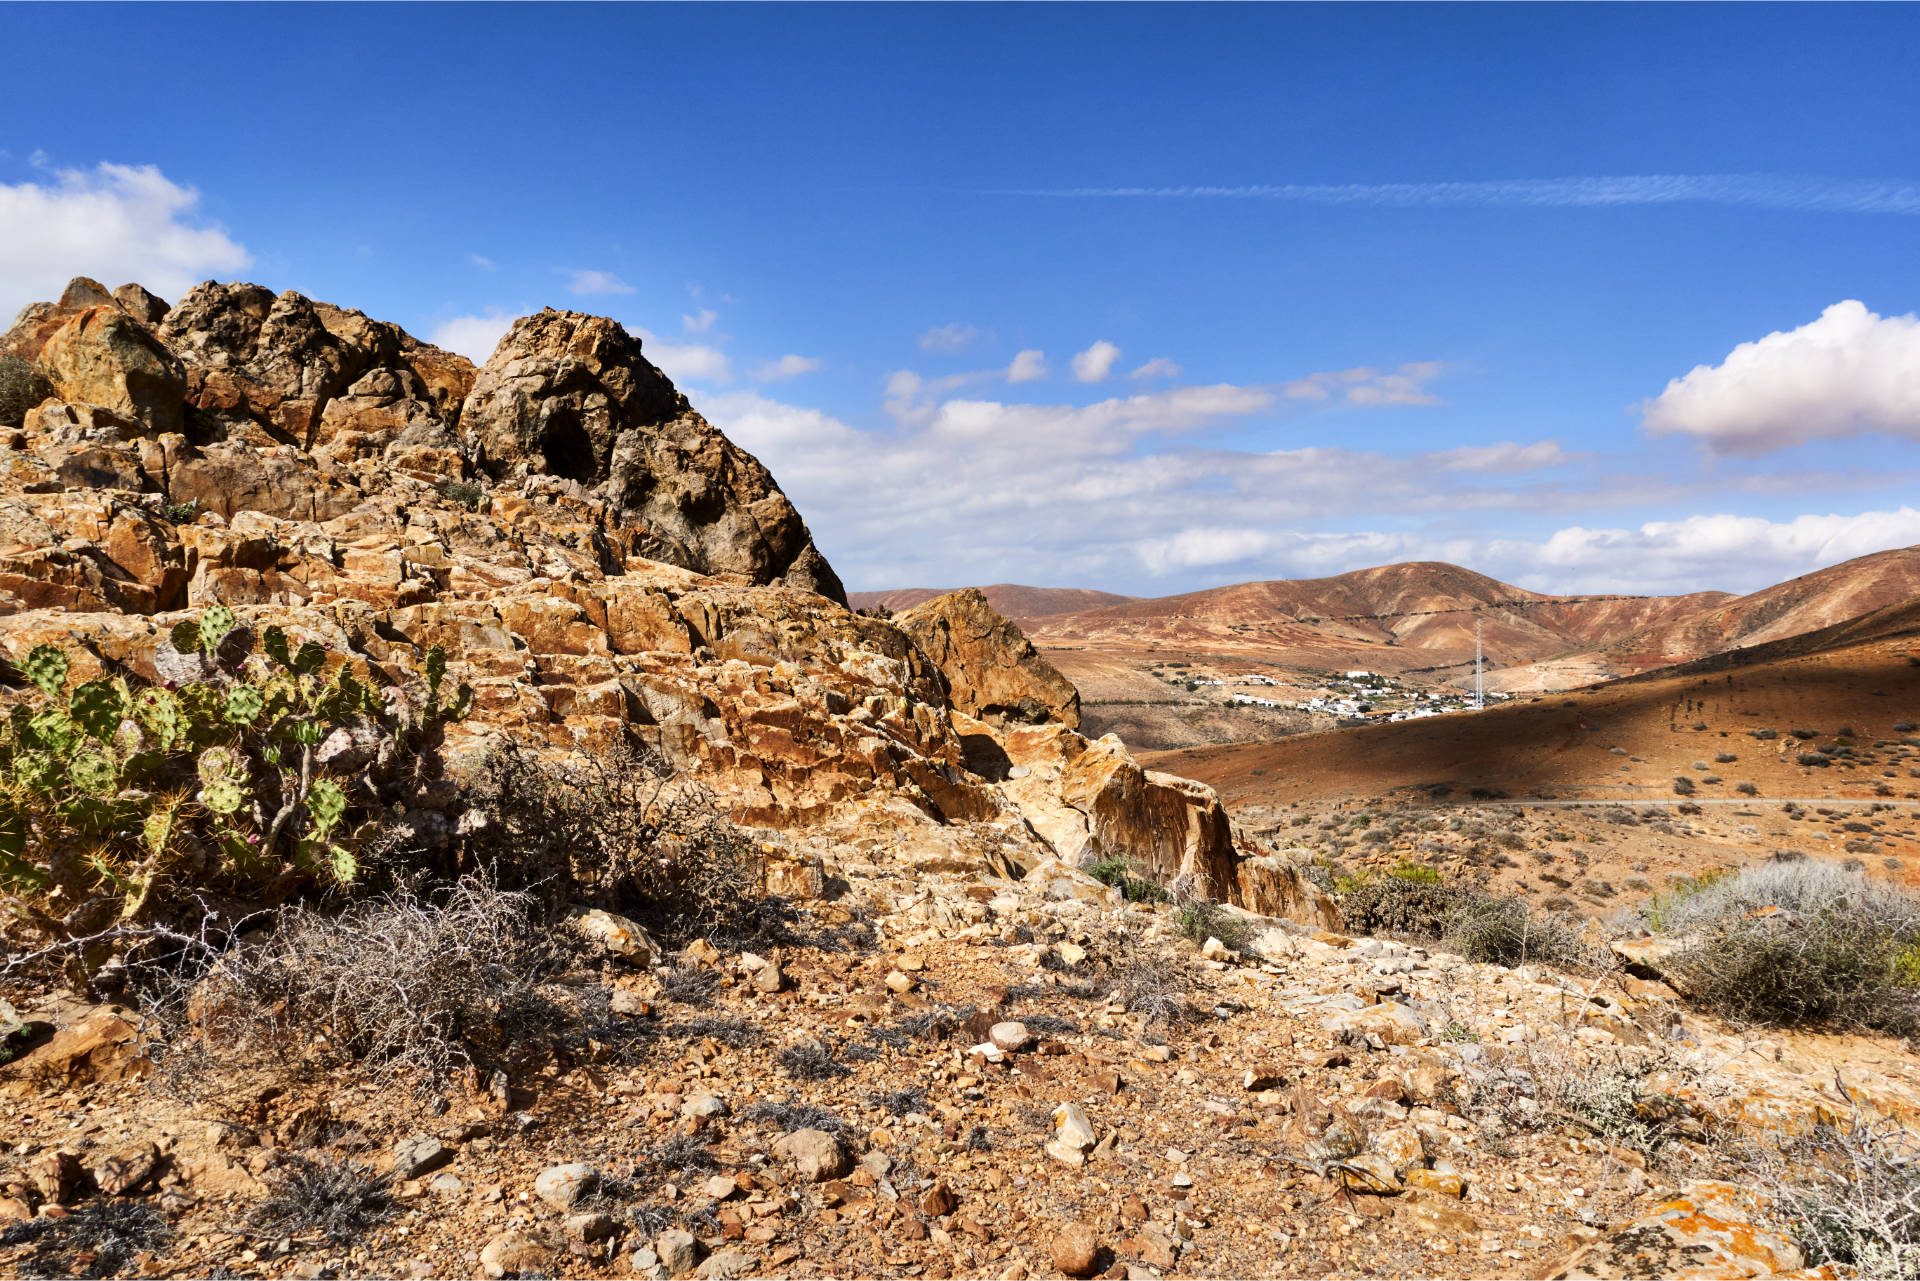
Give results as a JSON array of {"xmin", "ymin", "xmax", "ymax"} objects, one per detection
[
  {"xmin": 630, "ymin": 327, "xmax": 731, "ymax": 384},
  {"xmin": 702, "ymin": 359, "xmax": 1584, "ymax": 592},
  {"xmin": 919, "ymin": 322, "xmax": 982, "ymax": 352},
  {"xmin": 1641, "ymin": 301, "xmax": 1920, "ymax": 456},
  {"xmin": 683, "ymin": 308, "xmax": 718, "ymax": 334},
  {"xmin": 1071, "ymin": 340, "xmax": 1122, "ymax": 383},
  {"xmin": 1131, "ymin": 357, "xmax": 1183, "ymax": 381},
  {"xmin": 1283, "ymin": 361, "xmax": 1447, "ymax": 406},
  {"xmin": 429, "ymin": 310, "xmax": 517, "ymax": 363},
  {"xmin": 1007, "ymin": 349, "xmax": 1048, "ymax": 383},
  {"xmin": 752, "ymin": 353, "xmax": 823, "ymax": 382},
  {"xmin": 569, "ymin": 269, "xmax": 635, "ymax": 296},
  {"xmin": 0, "ymin": 161, "xmax": 251, "ymax": 319}
]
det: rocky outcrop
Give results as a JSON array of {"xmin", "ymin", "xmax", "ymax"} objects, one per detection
[
  {"xmin": 1, "ymin": 276, "xmax": 1331, "ymax": 924},
  {"xmin": 461, "ymin": 310, "xmax": 843, "ymax": 603},
  {"xmin": 897, "ymin": 588, "xmax": 1080, "ymax": 729}
]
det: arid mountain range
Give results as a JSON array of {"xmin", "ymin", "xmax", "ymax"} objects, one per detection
[{"xmin": 860, "ymin": 550, "xmax": 1920, "ymax": 751}]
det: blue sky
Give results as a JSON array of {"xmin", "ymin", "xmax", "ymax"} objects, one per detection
[{"xmin": 6, "ymin": 3, "xmax": 1920, "ymax": 597}]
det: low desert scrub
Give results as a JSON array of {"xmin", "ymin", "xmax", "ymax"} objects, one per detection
[
  {"xmin": 1746, "ymin": 1109, "xmax": 1920, "ymax": 1278},
  {"xmin": 249, "ymin": 1154, "xmax": 397, "ymax": 1245},
  {"xmin": 163, "ymin": 878, "xmax": 581, "ymax": 1094},
  {"xmin": 1080, "ymin": 854, "xmax": 1170, "ymax": 903},
  {"xmin": 1672, "ymin": 775, "xmax": 1698, "ymax": 796},
  {"xmin": 1644, "ymin": 862, "xmax": 1920, "ymax": 1034},
  {"xmin": 1174, "ymin": 898, "xmax": 1253, "ymax": 951},
  {"xmin": 1111, "ymin": 944, "xmax": 1201, "ymax": 1032},
  {"xmin": 1441, "ymin": 892, "xmax": 1594, "ymax": 969},
  {"xmin": 0, "ymin": 352, "xmax": 52, "ymax": 426},
  {"xmin": 0, "ymin": 1201, "xmax": 171, "ymax": 1277},
  {"xmin": 463, "ymin": 741, "xmax": 770, "ymax": 945}
]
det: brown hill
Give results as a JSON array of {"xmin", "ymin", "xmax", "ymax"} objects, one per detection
[
  {"xmin": 1144, "ymin": 592, "xmax": 1920, "ymax": 811},
  {"xmin": 848, "ymin": 583, "xmax": 1137, "ymax": 619}
]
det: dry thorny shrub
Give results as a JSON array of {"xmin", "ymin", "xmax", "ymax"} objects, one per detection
[
  {"xmin": 154, "ymin": 878, "xmax": 590, "ymax": 1098},
  {"xmin": 1742, "ymin": 1096, "xmax": 1920, "ymax": 1278},
  {"xmin": 463, "ymin": 741, "xmax": 776, "ymax": 946}
]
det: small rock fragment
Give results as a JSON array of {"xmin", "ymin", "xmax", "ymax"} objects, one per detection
[
  {"xmin": 772, "ymin": 1128, "xmax": 851, "ymax": 1182},
  {"xmin": 1051, "ymin": 1222, "xmax": 1101, "ymax": 1278},
  {"xmin": 480, "ymin": 1231, "xmax": 554, "ymax": 1279},
  {"xmin": 681, "ymin": 1094, "xmax": 730, "ymax": 1120},
  {"xmin": 532, "ymin": 1162, "xmax": 600, "ymax": 1210},
  {"xmin": 656, "ymin": 1229, "xmax": 701, "ymax": 1275},
  {"xmin": 920, "ymin": 1182, "xmax": 958, "ymax": 1217},
  {"xmin": 989, "ymin": 1021, "xmax": 1032, "ymax": 1052},
  {"xmin": 1053, "ymin": 1103, "xmax": 1097, "ymax": 1151},
  {"xmin": 392, "ymin": 1135, "xmax": 452, "ymax": 1181}
]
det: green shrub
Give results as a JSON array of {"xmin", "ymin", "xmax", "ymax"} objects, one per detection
[
  {"xmin": 1441, "ymin": 889, "xmax": 1592, "ymax": 968},
  {"xmin": 1338, "ymin": 872, "xmax": 1456, "ymax": 937},
  {"xmin": 439, "ymin": 478, "xmax": 487, "ymax": 511},
  {"xmin": 1174, "ymin": 898, "xmax": 1253, "ymax": 951},
  {"xmin": 1081, "ymin": 854, "xmax": 1169, "ymax": 903},
  {"xmin": 1652, "ymin": 862, "xmax": 1920, "ymax": 1034},
  {"xmin": 0, "ymin": 609, "xmax": 468, "ymax": 938},
  {"xmin": 1388, "ymin": 861, "xmax": 1441, "ymax": 884}
]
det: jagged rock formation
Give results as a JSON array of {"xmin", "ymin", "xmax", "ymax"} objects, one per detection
[
  {"xmin": 897, "ymin": 588, "xmax": 1082, "ymax": 729},
  {"xmin": 0, "ymin": 276, "xmax": 1324, "ymax": 919}
]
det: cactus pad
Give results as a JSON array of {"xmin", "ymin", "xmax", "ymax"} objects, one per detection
[
  {"xmin": 20, "ymin": 644, "xmax": 68, "ymax": 697},
  {"xmin": 198, "ymin": 605, "xmax": 237, "ymax": 654},
  {"xmin": 263, "ymin": 625, "xmax": 292, "ymax": 669},
  {"xmin": 67, "ymin": 748, "xmax": 120, "ymax": 798},
  {"xmin": 200, "ymin": 777, "xmax": 247, "ymax": 815},
  {"xmin": 224, "ymin": 684, "xmax": 265, "ymax": 724},
  {"xmin": 293, "ymin": 640, "xmax": 327, "ymax": 675},
  {"xmin": 169, "ymin": 619, "xmax": 201, "ymax": 654},
  {"xmin": 70, "ymin": 680, "xmax": 127, "ymax": 741},
  {"xmin": 306, "ymin": 778, "xmax": 348, "ymax": 833}
]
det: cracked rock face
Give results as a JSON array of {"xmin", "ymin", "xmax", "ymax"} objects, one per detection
[{"xmin": 461, "ymin": 308, "xmax": 844, "ymax": 604}]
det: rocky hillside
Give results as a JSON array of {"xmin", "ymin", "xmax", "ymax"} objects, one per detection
[
  {"xmin": 850, "ymin": 585, "xmax": 1139, "ymax": 621},
  {"xmin": 0, "ymin": 275, "xmax": 1327, "ymax": 922}
]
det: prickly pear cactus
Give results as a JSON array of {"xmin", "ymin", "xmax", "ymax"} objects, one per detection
[
  {"xmin": 293, "ymin": 640, "xmax": 327, "ymax": 675},
  {"xmin": 263, "ymin": 624, "xmax": 293, "ymax": 669},
  {"xmin": 133, "ymin": 688, "xmax": 182, "ymax": 750},
  {"xmin": 201, "ymin": 777, "xmax": 247, "ymax": 815},
  {"xmin": 69, "ymin": 680, "xmax": 127, "ymax": 741},
  {"xmin": 224, "ymin": 684, "xmax": 265, "ymax": 725},
  {"xmin": 19, "ymin": 644, "xmax": 68, "ymax": 697},
  {"xmin": 198, "ymin": 604, "xmax": 236, "ymax": 655},
  {"xmin": 67, "ymin": 747, "xmax": 120, "ymax": 798},
  {"xmin": 306, "ymin": 778, "xmax": 348, "ymax": 834},
  {"xmin": 169, "ymin": 618, "xmax": 201, "ymax": 655}
]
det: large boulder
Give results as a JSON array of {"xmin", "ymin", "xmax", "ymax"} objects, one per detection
[
  {"xmin": 460, "ymin": 310, "xmax": 843, "ymax": 603},
  {"xmin": 38, "ymin": 306, "xmax": 186, "ymax": 436},
  {"xmin": 897, "ymin": 588, "xmax": 1080, "ymax": 728}
]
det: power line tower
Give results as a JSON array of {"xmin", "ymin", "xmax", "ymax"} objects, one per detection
[{"xmin": 1474, "ymin": 617, "xmax": 1484, "ymax": 710}]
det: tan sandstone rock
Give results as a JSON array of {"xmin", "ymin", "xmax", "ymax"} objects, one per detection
[{"xmin": 896, "ymin": 587, "xmax": 1080, "ymax": 728}]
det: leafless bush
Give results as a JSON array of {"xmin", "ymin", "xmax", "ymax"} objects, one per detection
[
  {"xmin": 1746, "ymin": 1107, "xmax": 1920, "ymax": 1277},
  {"xmin": 745, "ymin": 1100, "xmax": 850, "ymax": 1135},
  {"xmin": 464, "ymin": 741, "xmax": 768, "ymax": 945},
  {"xmin": 0, "ymin": 1201, "xmax": 170, "ymax": 1278},
  {"xmin": 778, "ymin": 1039, "xmax": 849, "ymax": 1079},
  {"xmin": 1112, "ymin": 945, "xmax": 1200, "ymax": 1031},
  {"xmin": 248, "ymin": 1154, "xmax": 396, "ymax": 1245},
  {"xmin": 660, "ymin": 965, "xmax": 722, "ymax": 1008},
  {"xmin": 162, "ymin": 878, "xmax": 579, "ymax": 1094}
]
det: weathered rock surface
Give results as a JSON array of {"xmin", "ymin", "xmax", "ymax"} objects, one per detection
[
  {"xmin": 461, "ymin": 309, "xmax": 843, "ymax": 602},
  {"xmin": 1538, "ymin": 1181, "xmax": 1809, "ymax": 1279},
  {"xmin": 897, "ymin": 587, "xmax": 1080, "ymax": 728}
]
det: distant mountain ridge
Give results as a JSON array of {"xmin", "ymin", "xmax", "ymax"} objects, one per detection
[
  {"xmin": 848, "ymin": 584, "xmax": 1139, "ymax": 619},
  {"xmin": 860, "ymin": 549, "xmax": 1920, "ymax": 689}
]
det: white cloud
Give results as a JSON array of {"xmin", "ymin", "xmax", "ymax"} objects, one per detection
[
  {"xmin": 1430, "ymin": 440, "xmax": 1578, "ymax": 473},
  {"xmin": 630, "ymin": 327, "xmax": 731, "ymax": 384},
  {"xmin": 1130, "ymin": 357, "xmax": 1183, "ymax": 381},
  {"xmin": 700, "ymin": 364, "xmax": 1555, "ymax": 592},
  {"xmin": 683, "ymin": 308, "xmax": 718, "ymax": 334},
  {"xmin": 569, "ymin": 269, "xmax": 635, "ymax": 296},
  {"xmin": 1282, "ymin": 361, "xmax": 1447, "ymax": 406},
  {"xmin": 1071, "ymin": 340, "xmax": 1122, "ymax": 383},
  {"xmin": 752, "ymin": 353, "xmax": 823, "ymax": 382},
  {"xmin": 428, "ymin": 310, "xmax": 517, "ymax": 364},
  {"xmin": 919, "ymin": 322, "xmax": 982, "ymax": 352},
  {"xmin": 1641, "ymin": 301, "xmax": 1920, "ymax": 456},
  {"xmin": 1007, "ymin": 349, "xmax": 1048, "ymax": 383},
  {"xmin": 0, "ymin": 161, "xmax": 251, "ymax": 319},
  {"xmin": 470, "ymin": 254, "xmax": 496, "ymax": 271}
]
